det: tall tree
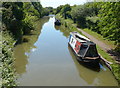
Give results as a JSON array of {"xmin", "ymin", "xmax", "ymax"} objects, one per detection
[
  {"xmin": 31, "ymin": 2, "xmax": 42, "ymax": 18},
  {"xmin": 61, "ymin": 4, "xmax": 71, "ymax": 19}
]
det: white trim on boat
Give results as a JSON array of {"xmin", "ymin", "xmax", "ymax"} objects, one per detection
[{"xmin": 70, "ymin": 32, "xmax": 90, "ymax": 42}]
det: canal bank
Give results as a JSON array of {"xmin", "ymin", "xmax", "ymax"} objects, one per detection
[{"xmin": 13, "ymin": 16, "xmax": 118, "ymax": 86}]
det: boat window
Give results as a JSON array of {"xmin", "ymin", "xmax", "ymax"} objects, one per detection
[
  {"xmin": 85, "ymin": 45, "xmax": 98, "ymax": 57},
  {"xmin": 78, "ymin": 45, "xmax": 88, "ymax": 57},
  {"xmin": 71, "ymin": 38, "xmax": 74, "ymax": 43}
]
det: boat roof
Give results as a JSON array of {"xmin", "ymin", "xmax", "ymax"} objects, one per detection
[{"xmin": 70, "ymin": 32, "xmax": 90, "ymax": 42}]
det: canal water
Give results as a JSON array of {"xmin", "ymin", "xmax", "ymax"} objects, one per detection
[{"xmin": 13, "ymin": 16, "xmax": 118, "ymax": 86}]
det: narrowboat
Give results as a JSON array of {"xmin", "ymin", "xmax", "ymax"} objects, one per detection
[
  {"xmin": 54, "ymin": 18, "xmax": 61, "ymax": 25},
  {"xmin": 68, "ymin": 32, "xmax": 100, "ymax": 64}
]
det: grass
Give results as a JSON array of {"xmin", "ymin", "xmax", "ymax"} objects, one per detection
[{"xmin": 96, "ymin": 45, "xmax": 113, "ymax": 62}]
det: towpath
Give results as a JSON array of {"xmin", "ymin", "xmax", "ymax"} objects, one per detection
[{"xmin": 77, "ymin": 28, "xmax": 120, "ymax": 63}]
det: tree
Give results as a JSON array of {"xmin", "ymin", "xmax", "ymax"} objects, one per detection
[
  {"xmin": 55, "ymin": 5, "xmax": 63, "ymax": 14},
  {"xmin": 61, "ymin": 4, "xmax": 71, "ymax": 19},
  {"xmin": 2, "ymin": 2, "xmax": 45, "ymax": 39},
  {"xmin": 98, "ymin": 2, "xmax": 120, "ymax": 45},
  {"xmin": 71, "ymin": 5, "xmax": 90, "ymax": 28},
  {"xmin": 31, "ymin": 2, "xmax": 43, "ymax": 17}
]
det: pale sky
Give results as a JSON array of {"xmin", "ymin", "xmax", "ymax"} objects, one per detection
[{"xmin": 40, "ymin": 0, "xmax": 87, "ymax": 8}]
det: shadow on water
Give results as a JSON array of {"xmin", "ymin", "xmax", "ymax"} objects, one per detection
[
  {"xmin": 14, "ymin": 16, "xmax": 50, "ymax": 75},
  {"xmin": 78, "ymin": 61, "xmax": 100, "ymax": 72}
]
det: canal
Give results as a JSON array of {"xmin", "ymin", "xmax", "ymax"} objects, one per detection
[{"xmin": 13, "ymin": 16, "xmax": 118, "ymax": 86}]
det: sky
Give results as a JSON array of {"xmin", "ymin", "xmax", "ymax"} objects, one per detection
[{"xmin": 40, "ymin": 0, "xmax": 87, "ymax": 8}]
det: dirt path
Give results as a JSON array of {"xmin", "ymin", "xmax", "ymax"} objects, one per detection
[{"xmin": 77, "ymin": 28, "xmax": 120, "ymax": 62}]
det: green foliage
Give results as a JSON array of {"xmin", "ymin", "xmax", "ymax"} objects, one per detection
[
  {"xmin": 22, "ymin": 14, "xmax": 34, "ymax": 35},
  {"xmin": 65, "ymin": 11, "xmax": 72, "ymax": 19},
  {"xmin": 86, "ymin": 16, "xmax": 100, "ymax": 33},
  {"xmin": 98, "ymin": 2, "xmax": 120, "ymax": 45},
  {"xmin": 31, "ymin": 2, "xmax": 42, "ymax": 18},
  {"xmin": 55, "ymin": 5, "xmax": 63, "ymax": 14},
  {"xmin": 111, "ymin": 63, "xmax": 120, "ymax": 85},
  {"xmin": 23, "ymin": 2, "xmax": 37, "ymax": 16},
  {"xmin": 61, "ymin": 4, "xmax": 71, "ymax": 19},
  {"xmin": 46, "ymin": 7, "xmax": 53, "ymax": 13},
  {"xmin": 71, "ymin": 5, "xmax": 91, "ymax": 28},
  {"xmin": 1, "ymin": 31, "xmax": 17, "ymax": 87},
  {"xmin": 2, "ymin": 2, "xmax": 45, "ymax": 40},
  {"xmin": 2, "ymin": 2, "xmax": 24, "ymax": 39},
  {"xmin": 56, "ymin": 4, "xmax": 71, "ymax": 19},
  {"xmin": 12, "ymin": 2, "xmax": 24, "ymax": 21},
  {"xmin": 41, "ymin": 7, "xmax": 53, "ymax": 16},
  {"xmin": 2, "ymin": 2, "xmax": 24, "ymax": 21},
  {"xmin": 85, "ymin": 2, "xmax": 100, "ymax": 16}
]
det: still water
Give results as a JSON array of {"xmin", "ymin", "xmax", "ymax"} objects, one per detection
[{"xmin": 13, "ymin": 16, "xmax": 118, "ymax": 86}]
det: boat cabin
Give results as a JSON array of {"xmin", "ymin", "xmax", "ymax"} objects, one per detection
[{"xmin": 69, "ymin": 32, "xmax": 99, "ymax": 59}]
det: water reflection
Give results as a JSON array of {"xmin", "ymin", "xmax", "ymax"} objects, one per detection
[
  {"xmin": 54, "ymin": 24, "xmax": 73, "ymax": 38},
  {"xmin": 14, "ymin": 16, "xmax": 50, "ymax": 75},
  {"xmin": 54, "ymin": 25, "xmax": 60, "ymax": 30}
]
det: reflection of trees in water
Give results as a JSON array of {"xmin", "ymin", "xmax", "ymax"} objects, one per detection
[
  {"xmin": 14, "ymin": 45, "xmax": 28, "ymax": 75},
  {"xmin": 54, "ymin": 25, "xmax": 60, "ymax": 30},
  {"xmin": 14, "ymin": 16, "xmax": 50, "ymax": 75},
  {"xmin": 54, "ymin": 24, "xmax": 72, "ymax": 38}
]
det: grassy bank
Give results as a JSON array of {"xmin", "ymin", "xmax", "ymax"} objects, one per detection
[
  {"xmin": 56, "ymin": 15, "xmax": 120, "ymax": 85},
  {"xmin": 1, "ymin": 31, "xmax": 17, "ymax": 87}
]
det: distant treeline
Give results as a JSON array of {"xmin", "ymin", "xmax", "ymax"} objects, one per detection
[{"xmin": 55, "ymin": 2, "xmax": 120, "ymax": 52}]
